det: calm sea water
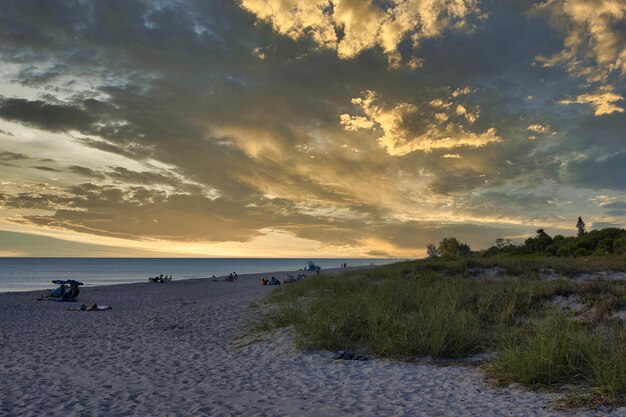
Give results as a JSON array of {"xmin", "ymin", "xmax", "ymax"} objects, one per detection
[{"xmin": 0, "ymin": 258, "xmax": 399, "ymax": 292}]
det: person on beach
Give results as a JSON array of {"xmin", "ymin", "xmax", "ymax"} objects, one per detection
[
  {"xmin": 37, "ymin": 281, "xmax": 81, "ymax": 301},
  {"xmin": 261, "ymin": 278, "xmax": 269, "ymax": 285},
  {"xmin": 37, "ymin": 285, "xmax": 65, "ymax": 300},
  {"xmin": 62, "ymin": 284, "xmax": 80, "ymax": 301},
  {"xmin": 269, "ymin": 276, "xmax": 281, "ymax": 285}
]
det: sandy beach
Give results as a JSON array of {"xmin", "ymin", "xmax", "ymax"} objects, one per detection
[{"xmin": 1, "ymin": 267, "xmax": 624, "ymax": 417}]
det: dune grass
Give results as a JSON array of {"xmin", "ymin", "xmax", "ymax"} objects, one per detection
[{"xmin": 252, "ymin": 257, "xmax": 626, "ymax": 405}]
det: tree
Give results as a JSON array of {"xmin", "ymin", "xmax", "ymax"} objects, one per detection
[
  {"xmin": 437, "ymin": 237, "xmax": 471, "ymax": 258},
  {"xmin": 576, "ymin": 217, "xmax": 586, "ymax": 237},
  {"xmin": 426, "ymin": 243, "xmax": 440, "ymax": 258},
  {"xmin": 495, "ymin": 238, "xmax": 513, "ymax": 249},
  {"xmin": 523, "ymin": 229, "xmax": 553, "ymax": 253}
]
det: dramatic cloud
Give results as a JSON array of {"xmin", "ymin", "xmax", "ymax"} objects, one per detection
[
  {"xmin": 0, "ymin": 0, "xmax": 624, "ymax": 256},
  {"xmin": 340, "ymin": 90, "xmax": 501, "ymax": 155},
  {"xmin": 240, "ymin": 0, "xmax": 482, "ymax": 62},
  {"xmin": 559, "ymin": 86, "xmax": 625, "ymax": 116},
  {"xmin": 532, "ymin": 0, "xmax": 626, "ymax": 82}
]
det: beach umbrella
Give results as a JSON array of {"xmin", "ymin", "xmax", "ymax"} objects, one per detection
[{"xmin": 51, "ymin": 279, "xmax": 84, "ymax": 286}]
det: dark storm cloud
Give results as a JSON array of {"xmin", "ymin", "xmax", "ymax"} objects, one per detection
[
  {"xmin": 67, "ymin": 165, "xmax": 107, "ymax": 179},
  {"xmin": 0, "ymin": 151, "xmax": 30, "ymax": 161},
  {"xmin": 0, "ymin": 98, "xmax": 95, "ymax": 132},
  {"xmin": 107, "ymin": 167, "xmax": 181, "ymax": 187},
  {"xmin": 602, "ymin": 202, "xmax": 626, "ymax": 217},
  {"xmin": 13, "ymin": 65, "xmax": 63, "ymax": 86},
  {"xmin": 0, "ymin": 150, "xmax": 57, "ymax": 168},
  {"xmin": 32, "ymin": 165, "xmax": 61, "ymax": 172},
  {"xmin": 1, "ymin": 192, "xmax": 74, "ymax": 211},
  {"xmin": 565, "ymin": 152, "xmax": 626, "ymax": 191}
]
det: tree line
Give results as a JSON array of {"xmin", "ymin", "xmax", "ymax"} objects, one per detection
[{"xmin": 426, "ymin": 218, "xmax": 626, "ymax": 259}]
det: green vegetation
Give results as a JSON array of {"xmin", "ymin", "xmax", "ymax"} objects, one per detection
[
  {"xmin": 253, "ymin": 230, "xmax": 626, "ymax": 406},
  {"xmin": 426, "ymin": 219, "xmax": 626, "ymax": 260},
  {"xmin": 479, "ymin": 222, "xmax": 626, "ymax": 258}
]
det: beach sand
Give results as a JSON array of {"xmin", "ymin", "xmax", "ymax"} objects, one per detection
[{"xmin": 1, "ymin": 267, "xmax": 624, "ymax": 417}]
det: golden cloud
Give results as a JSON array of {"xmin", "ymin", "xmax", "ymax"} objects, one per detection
[
  {"xmin": 559, "ymin": 86, "xmax": 625, "ymax": 116},
  {"xmin": 240, "ymin": 0, "xmax": 481, "ymax": 61},
  {"xmin": 526, "ymin": 123, "xmax": 551, "ymax": 133},
  {"xmin": 340, "ymin": 90, "xmax": 502, "ymax": 155},
  {"xmin": 532, "ymin": 0, "xmax": 626, "ymax": 82}
]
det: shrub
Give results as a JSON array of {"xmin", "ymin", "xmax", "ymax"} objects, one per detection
[{"xmin": 438, "ymin": 237, "xmax": 471, "ymax": 259}]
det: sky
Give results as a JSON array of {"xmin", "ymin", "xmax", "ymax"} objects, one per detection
[{"xmin": 0, "ymin": 0, "xmax": 624, "ymax": 258}]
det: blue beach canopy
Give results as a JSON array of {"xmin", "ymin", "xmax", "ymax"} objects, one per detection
[
  {"xmin": 51, "ymin": 279, "xmax": 83, "ymax": 286},
  {"xmin": 306, "ymin": 261, "xmax": 319, "ymax": 271}
]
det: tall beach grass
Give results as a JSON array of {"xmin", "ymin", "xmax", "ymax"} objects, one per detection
[{"xmin": 252, "ymin": 257, "xmax": 626, "ymax": 405}]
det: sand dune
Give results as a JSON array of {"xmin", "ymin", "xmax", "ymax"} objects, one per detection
[{"xmin": 1, "ymin": 268, "xmax": 623, "ymax": 417}]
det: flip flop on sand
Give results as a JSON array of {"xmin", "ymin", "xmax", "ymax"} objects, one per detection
[{"xmin": 67, "ymin": 303, "xmax": 112, "ymax": 312}]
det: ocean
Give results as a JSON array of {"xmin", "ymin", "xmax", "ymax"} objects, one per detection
[{"xmin": 0, "ymin": 258, "xmax": 400, "ymax": 292}]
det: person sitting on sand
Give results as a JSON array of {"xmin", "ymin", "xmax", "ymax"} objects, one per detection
[
  {"xmin": 45, "ymin": 283, "xmax": 66, "ymax": 299},
  {"xmin": 261, "ymin": 278, "xmax": 269, "ymax": 285},
  {"xmin": 38, "ymin": 282, "xmax": 78, "ymax": 301},
  {"xmin": 61, "ymin": 283, "xmax": 80, "ymax": 301},
  {"xmin": 269, "ymin": 276, "xmax": 281, "ymax": 285}
]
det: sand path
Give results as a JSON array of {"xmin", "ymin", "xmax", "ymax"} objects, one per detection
[{"xmin": 1, "ymin": 268, "xmax": 624, "ymax": 417}]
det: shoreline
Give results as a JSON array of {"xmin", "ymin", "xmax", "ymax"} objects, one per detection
[
  {"xmin": 0, "ymin": 264, "xmax": 373, "ymax": 295},
  {"xmin": 0, "ymin": 258, "xmax": 397, "ymax": 293}
]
